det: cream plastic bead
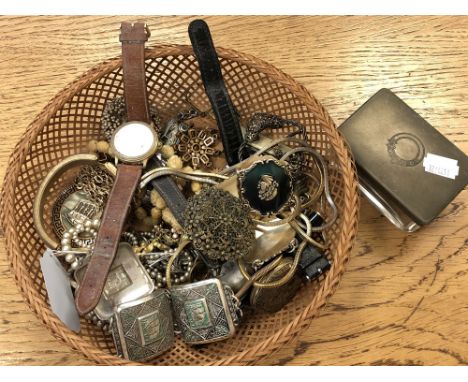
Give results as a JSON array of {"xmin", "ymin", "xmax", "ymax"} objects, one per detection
[
  {"xmin": 160, "ymin": 145, "xmax": 175, "ymax": 159},
  {"xmin": 135, "ymin": 207, "xmax": 147, "ymax": 220},
  {"xmin": 154, "ymin": 195, "xmax": 166, "ymax": 210},
  {"xmin": 150, "ymin": 207, "xmax": 162, "ymax": 221},
  {"xmin": 87, "ymin": 139, "xmax": 98, "ymax": 152},
  {"xmin": 107, "ymin": 145, "xmax": 115, "ymax": 157},
  {"xmin": 96, "ymin": 140, "xmax": 110, "ymax": 153},
  {"xmin": 150, "ymin": 190, "xmax": 160, "ymax": 206},
  {"xmin": 191, "ymin": 181, "xmax": 202, "ymax": 193},
  {"xmin": 167, "ymin": 155, "xmax": 183, "ymax": 170},
  {"xmin": 150, "ymin": 216, "xmax": 161, "ymax": 225},
  {"xmin": 143, "ymin": 216, "xmax": 155, "ymax": 227},
  {"xmin": 162, "ymin": 208, "xmax": 182, "ymax": 232},
  {"xmin": 150, "ymin": 190, "xmax": 166, "ymax": 209}
]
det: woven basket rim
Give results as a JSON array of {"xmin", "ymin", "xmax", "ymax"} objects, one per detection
[{"xmin": 0, "ymin": 43, "xmax": 360, "ymax": 365}]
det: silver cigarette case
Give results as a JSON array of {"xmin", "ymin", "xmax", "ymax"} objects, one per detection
[
  {"xmin": 111, "ymin": 290, "xmax": 174, "ymax": 362},
  {"xmin": 74, "ymin": 242, "xmax": 154, "ymax": 320},
  {"xmin": 170, "ymin": 279, "xmax": 239, "ymax": 345}
]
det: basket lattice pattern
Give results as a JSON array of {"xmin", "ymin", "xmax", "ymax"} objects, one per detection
[{"xmin": 0, "ymin": 45, "xmax": 359, "ymax": 365}]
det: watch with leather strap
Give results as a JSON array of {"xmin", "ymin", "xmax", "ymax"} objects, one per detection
[
  {"xmin": 188, "ymin": 19, "xmax": 243, "ymax": 166},
  {"xmin": 75, "ymin": 22, "xmax": 171, "ymax": 315}
]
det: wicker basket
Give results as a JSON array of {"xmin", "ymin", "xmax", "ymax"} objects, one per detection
[{"xmin": 0, "ymin": 44, "xmax": 359, "ymax": 365}]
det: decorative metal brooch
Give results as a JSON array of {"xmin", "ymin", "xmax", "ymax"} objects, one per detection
[
  {"xmin": 237, "ymin": 158, "xmax": 294, "ymax": 216},
  {"xmin": 176, "ymin": 127, "xmax": 219, "ymax": 169}
]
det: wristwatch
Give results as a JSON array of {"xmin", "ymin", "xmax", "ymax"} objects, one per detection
[{"xmin": 75, "ymin": 22, "xmax": 160, "ymax": 315}]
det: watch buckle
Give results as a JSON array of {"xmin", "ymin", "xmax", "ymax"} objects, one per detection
[
  {"xmin": 144, "ymin": 23, "xmax": 151, "ymax": 39},
  {"xmin": 120, "ymin": 21, "xmax": 150, "ymax": 43}
]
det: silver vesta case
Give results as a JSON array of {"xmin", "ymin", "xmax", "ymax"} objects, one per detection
[
  {"xmin": 74, "ymin": 242, "xmax": 154, "ymax": 320},
  {"xmin": 170, "ymin": 279, "xmax": 238, "ymax": 345},
  {"xmin": 111, "ymin": 290, "xmax": 174, "ymax": 362}
]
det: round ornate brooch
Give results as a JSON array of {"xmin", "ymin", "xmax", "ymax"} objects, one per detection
[
  {"xmin": 237, "ymin": 158, "xmax": 294, "ymax": 216},
  {"xmin": 183, "ymin": 187, "xmax": 255, "ymax": 262}
]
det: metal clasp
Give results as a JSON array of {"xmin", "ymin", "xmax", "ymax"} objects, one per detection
[{"xmin": 144, "ymin": 23, "xmax": 151, "ymax": 38}]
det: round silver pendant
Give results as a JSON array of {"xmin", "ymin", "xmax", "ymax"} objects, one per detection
[{"xmin": 110, "ymin": 121, "xmax": 158, "ymax": 163}]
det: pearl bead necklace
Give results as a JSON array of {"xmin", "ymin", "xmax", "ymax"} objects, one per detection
[
  {"xmin": 141, "ymin": 248, "xmax": 193, "ymax": 288},
  {"xmin": 61, "ymin": 218, "xmax": 100, "ymax": 251},
  {"xmin": 84, "ymin": 311, "xmax": 111, "ymax": 333},
  {"xmin": 61, "ymin": 219, "xmax": 100, "ymax": 271}
]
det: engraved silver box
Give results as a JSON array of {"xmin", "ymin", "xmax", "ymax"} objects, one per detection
[
  {"xmin": 75, "ymin": 242, "xmax": 154, "ymax": 320},
  {"xmin": 111, "ymin": 290, "xmax": 174, "ymax": 362},
  {"xmin": 170, "ymin": 279, "xmax": 238, "ymax": 345}
]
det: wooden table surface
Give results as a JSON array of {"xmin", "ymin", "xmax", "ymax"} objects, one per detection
[{"xmin": 0, "ymin": 16, "xmax": 466, "ymax": 366}]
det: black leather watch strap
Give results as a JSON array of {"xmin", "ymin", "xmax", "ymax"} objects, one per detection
[
  {"xmin": 188, "ymin": 19, "xmax": 243, "ymax": 165},
  {"xmin": 146, "ymin": 156, "xmax": 187, "ymax": 224}
]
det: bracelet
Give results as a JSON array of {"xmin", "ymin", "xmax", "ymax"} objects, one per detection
[
  {"xmin": 140, "ymin": 167, "xmax": 228, "ymax": 189},
  {"xmin": 33, "ymin": 153, "xmax": 113, "ymax": 249}
]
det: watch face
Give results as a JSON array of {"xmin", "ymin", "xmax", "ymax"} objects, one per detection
[{"xmin": 111, "ymin": 122, "xmax": 158, "ymax": 163}]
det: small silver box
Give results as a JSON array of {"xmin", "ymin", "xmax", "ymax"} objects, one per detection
[
  {"xmin": 75, "ymin": 242, "xmax": 154, "ymax": 320},
  {"xmin": 170, "ymin": 279, "xmax": 238, "ymax": 345},
  {"xmin": 111, "ymin": 290, "xmax": 174, "ymax": 362}
]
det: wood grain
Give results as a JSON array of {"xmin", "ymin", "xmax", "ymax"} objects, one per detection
[{"xmin": 0, "ymin": 16, "xmax": 466, "ymax": 366}]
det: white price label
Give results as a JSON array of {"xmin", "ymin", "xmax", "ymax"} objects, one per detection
[
  {"xmin": 423, "ymin": 153, "xmax": 459, "ymax": 180},
  {"xmin": 40, "ymin": 249, "xmax": 80, "ymax": 332}
]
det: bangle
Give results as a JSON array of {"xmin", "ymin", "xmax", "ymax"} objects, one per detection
[{"xmin": 33, "ymin": 153, "xmax": 111, "ymax": 249}]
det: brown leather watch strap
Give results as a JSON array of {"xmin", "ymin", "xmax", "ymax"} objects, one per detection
[
  {"xmin": 120, "ymin": 22, "xmax": 151, "ymax": 123},
  {"xmin": 75, "ymin": 163, "xmax": 142, "ymax": 315}
]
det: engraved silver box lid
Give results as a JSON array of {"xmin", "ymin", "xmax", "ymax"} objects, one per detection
[
  {"xmin": 75, "ymin": 242, "xmax": 154, "ymax": 320},
  {"xmin": 170, "ymin": 278, "xmax": 238, "ymax": 345},
  {"xmin": 111, "ymin": 289, "xmax": 174, "ymax": 362}
]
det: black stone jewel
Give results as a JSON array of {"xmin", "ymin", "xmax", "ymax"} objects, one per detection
[{"xmin": 239, "ymin": 159, "xmax": 293, "ymax": 216}]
